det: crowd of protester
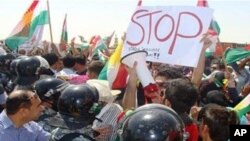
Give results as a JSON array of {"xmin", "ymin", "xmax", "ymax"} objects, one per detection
[{"xmin": 0, "ymin": 34, "xmax": 249, "ymax": 141}]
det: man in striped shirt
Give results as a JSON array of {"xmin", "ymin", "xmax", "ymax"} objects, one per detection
[{"xmin": 87, "ymin": 79, "xmax": 123, "ymax": 141}]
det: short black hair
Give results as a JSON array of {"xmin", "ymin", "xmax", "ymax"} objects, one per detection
[
  {"xmin": 62, "ymin": 55, "xmax": 75, "ymax": 68},
  {"xmin": 163, "ymin": 78, "xmax": 198, "ymax": 114},
  {"xmin": 198, "ymin": 104, "xmax": 239, "ymax": 141},
  {"xmin": 157, "ymin": 65, "xmax": 183, "ymax": 80},
  {"xmin": 205, "ymin": 90, "xmax": 229, "ymax": 106},
  {"xmin": 74, "ymin": 55, "xmax": 87, "ymax": 65},
  {"xmin": 87, "ymin": 61, "xmax": 105, "ymax": 76},
  {"xmin": 42, "ymin": 53, "xmax": 59, "ymax": 66}
]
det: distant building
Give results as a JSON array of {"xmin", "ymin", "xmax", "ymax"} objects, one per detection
[{"xmin": 214, "ymin": 42, "xmax": 248, "ymax": 57}]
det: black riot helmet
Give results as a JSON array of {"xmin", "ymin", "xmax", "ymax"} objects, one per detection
[
  {"xmin": 34, "ymin": 78, "xmax": 68, "ymax": 111},
  {"xmin": 9, "ymin": 59, "xmax": 20, "ymax": 76},
  {"xmin": 0, "ymin": 53, "xmax": 16, "ymax": 73},
  {"xmin": 57, "ymin": 84, "xmax": 99, "ymax": 124},
  {"xmin": 119, "ymin": 104, "xmax": 185, "ymax": 141},
  {"xmin": 9, "ymin": 56, "xmax": 27, "ymax": 77},
  {"xmin": 16, "ymin": 56, "xmax": 41, "ymax": 85}
]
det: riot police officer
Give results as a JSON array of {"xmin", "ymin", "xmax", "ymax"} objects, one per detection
[
  {"xmin": 49, "ymin": 84, "xmax": 100, "ymax": 141},
  {"xmin": 0, "ymin": 83, "xmax": 7, "ymax": 112},
  {"xmin": 4, "ymin": 56, "xmax": 27, "ymax": 93},
  {"xmin": 118, "ymin": 104, "xmax": 186, "ymax": 141},
  {"xmin": 15, "ymin": 56, "xmax": 52, "ymax": 90},
  {"xmin": 34, "ymin": 78, "xmax": 69, "ymax": 132},
  {"xmin": 0, "ymin": 53, "xmax": 15, "ymax": 91}
]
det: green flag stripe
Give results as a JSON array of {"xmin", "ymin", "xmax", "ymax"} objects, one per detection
[
  {"xmin": 61, "ymin": 31, "xmax": 68, "ymax": 42},
  {"xmin": 29, "ymin": 10, "xmax": 48, "ymax": 36},
  {"xmin": 210, "ymin": 20, "xmax": 220, "ymax": 35},
  {"xmin": 236, "ymin": 105, "xmax": 250, "ymax": 118},
  {"xmin": 98, "ymin": 62, "xmax": 108, "ymax": 80}
]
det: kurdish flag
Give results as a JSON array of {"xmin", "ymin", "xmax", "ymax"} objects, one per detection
[
  {"xmin": 197, "ymin": 0, "xmax": 220, "ymax": 57},
  {"xmin": 88, "ymin": 35, "xmax": 108, "ymax": 61},
  {"xmin": 28, "ymin": 4, "xmax": 49, "ymax": 47},
  {"xmin": 197, "ymin": 0, "xmax": 220, "ymax": 35},
  {"xmin": 233, "ymin": 94, "xmax": 250, "ymax": 118},
  {"xmin": 97, "ymin": 49, "xmax": 107, "ymax": 62},
  {"xmin": 59, "ymin": 14, "xmax": 68, "ymax": 51},
  {"xmin": 98, "ymin": 41, "xmax": 128, "ymax": 89},
  {"xmin": 5, "ymin": 0, "xmax": 48, "ymax": 50},
  {"xmin": 103, "ymin": 31, "xmax": 115, "ymax": 48}
]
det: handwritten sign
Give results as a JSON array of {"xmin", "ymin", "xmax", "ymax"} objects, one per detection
[{"xmin": 122, "ymin": 6, "xmax": 213, "ymax": 67}]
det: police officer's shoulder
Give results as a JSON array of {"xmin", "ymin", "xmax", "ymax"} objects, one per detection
[{"xmin": 0, "ymin": 120, "xmax": 4, "ymax": 130}]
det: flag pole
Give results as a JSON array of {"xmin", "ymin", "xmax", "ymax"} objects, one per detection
[{"xmin": 47, "ymin": 0, "xmax": 54, "ymax": 43}]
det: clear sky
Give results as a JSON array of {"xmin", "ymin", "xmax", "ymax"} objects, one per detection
[{"xmin": 0, "ymin": 0, "xmax": 249, "ymax": 44}]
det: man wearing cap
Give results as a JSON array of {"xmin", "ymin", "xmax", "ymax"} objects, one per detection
[{"xmin": 87, "ymin": 79, "xmax": 123, "ymax": 141}]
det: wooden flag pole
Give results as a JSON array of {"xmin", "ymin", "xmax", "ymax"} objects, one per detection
[{"xmin": 47, "ymin": 0, "xmax": 54, "ymax": 43}]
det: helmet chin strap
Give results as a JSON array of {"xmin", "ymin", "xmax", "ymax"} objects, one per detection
[{"xmin": 94, "ymin": 117, "xmax": 102, "ymax": 122}]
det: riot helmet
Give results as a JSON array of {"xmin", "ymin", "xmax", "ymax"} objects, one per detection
[
  {"xmin": 0, "ymin": 83, "xmax": 7, "ymax": 105},
  {"xmin": 9, "ymin": 57, "xmax": 26, "ymax": 77},
  {"xmin": 34, "ymin": 78, "xmax": 68, "ymax": 111},
  {"xmin": 35, "ymin": 56, "xmax": 50, "ymax": 69},
  {"xmin": 16, "ymin": 55, "xmax": 53, "ymax": 85},
  {"xmin": 57, "ymin": 84, "xmax": 99, "ymax": 125},
  {"xmin": 10, "ymin": 59, "xmax": 20, "ymax": 76},
  {"xmin": 34, "ymin": 56, "xmax": 54, "ymax": 76},
  {"xmin": 16, "ymin": 56, "xmax": 40, "ymax": 85},
  {"xmin": 0, "ymin": 53, "xmax": 15, "ymax": 73},
  {"xmin": 119, "ymin": 104, "xmax": 185, "ymax": 141}
]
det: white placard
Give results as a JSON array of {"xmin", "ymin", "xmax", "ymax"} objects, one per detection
[{"xmin": 122, "ymin": 6, "xmax": 213, "ymax": 67}]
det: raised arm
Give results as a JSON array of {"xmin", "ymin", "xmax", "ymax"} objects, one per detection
[
  {"xmin": 122, "ymin": 62, "xmax": 138, "ymax": 110},
  {"xmin": 191, "ymin": 35, "xmax": 212, "ymax": 87}
]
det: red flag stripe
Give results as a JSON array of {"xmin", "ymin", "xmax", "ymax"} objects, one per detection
[
  {"xmin": 112, "ymin": 64, "xmax": 128, "ymax": 89},
  {"xmin": 27, "ymin": 0, "xmax": 39, "ymax": 13},
  {"xmin": 137, "ymin": 0, "xmax": 142, "ymax": 6},
  {"xmin": 10, "ymin": 0, "xmax": 39, "ymax": 36},
  {"xmin": 197, "ymin": 0, "xmax": 208, "ymax": 7}
]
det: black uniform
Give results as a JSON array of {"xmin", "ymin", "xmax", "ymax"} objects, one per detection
[
  {"xmin": 48, "ymin": 114, "xmax": 97, "ymax": 141},
  {"xmin": 48, "ymin": 84, "xmax": 101, "ymax": 141},
  {"xmin": 37, "ymin": 108, "xmax": 57, "ymax": 132}
]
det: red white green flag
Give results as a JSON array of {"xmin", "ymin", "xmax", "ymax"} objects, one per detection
[
  {"xmin": 233, "ymin": 94, "xmax": 250, "ymax": 118},
  {"xmin": 197, "ymin": 0, "xmax": 220, "ymax": 35},
  {"xmin": 197, "ymin": 0, "xmax": 220, "ymax": 56},
  {"xmin": 98, "ymin": 40, "xmax": 128, "ymax": 89},
  {"xmin": 28, "ymin": 5, "xmax": 49, "ymax": 47},
  {"xmin": 9, "ymin": 0, "xmax": 39, "ymax": 37},
  {"xmin": 103, "ymin": 30, "xmax": 115, "ymax": 48},
  {"xmin": 59, "ymin": 14, "xmax": 68, "ymax": 51},
  {"xmin": 89, "ymin": 35, "xmax": 107, "ymax": 59},
  {"xmin": 5, "ymin": 0, "xmax": 48, "ymax": 51}
]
